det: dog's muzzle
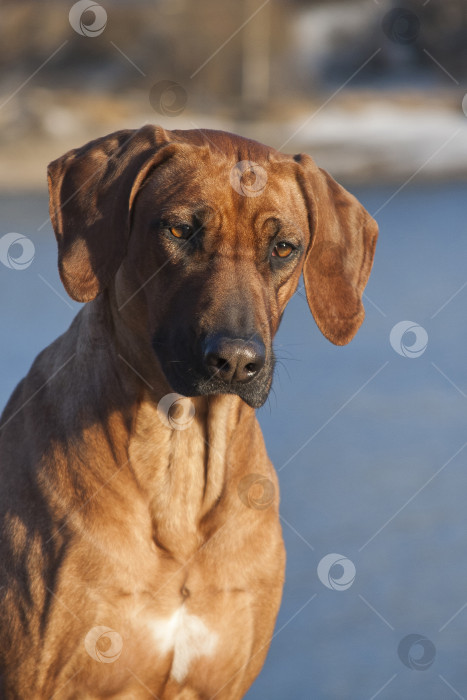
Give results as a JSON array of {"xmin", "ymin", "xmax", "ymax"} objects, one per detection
[{"xmin": 152, "ymin": 330, "xmax": 274, "ymax": 409}]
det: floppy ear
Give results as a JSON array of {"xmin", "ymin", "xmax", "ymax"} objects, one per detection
[
  {"xmin": 294, "ymin": 154, "xmax": 378, "ymax": 345},
  {"xmin": 47, "ymin": 125, "xmax": 177, "ymax": 302}
]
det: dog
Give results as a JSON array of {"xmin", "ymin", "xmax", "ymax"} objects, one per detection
[{"xmin": 0, "ymin": 125, "xmax": 377, "ymax": 699}]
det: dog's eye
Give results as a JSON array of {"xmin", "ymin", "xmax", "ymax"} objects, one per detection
[
  {"xmin": 169, "ymin": 225, "xmax": 193, "ymax": 240},
  {"xmin": 272, "ymin": 242, "xmax": 294, "ymax": 259}
]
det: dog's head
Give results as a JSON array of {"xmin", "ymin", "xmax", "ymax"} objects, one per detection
[{"xmin": 47, "ymin": 126, "xmax": 378, "ymax": 408}]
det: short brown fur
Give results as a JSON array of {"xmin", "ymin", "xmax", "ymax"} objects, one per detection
[{"xmin": 0, "ymin": 126, "xmax": 377, "ymax": 698}]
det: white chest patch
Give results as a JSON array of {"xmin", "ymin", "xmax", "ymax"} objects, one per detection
[{"xmin": 148, "ymin": 608, "xmax": 218, "ymax": 683}]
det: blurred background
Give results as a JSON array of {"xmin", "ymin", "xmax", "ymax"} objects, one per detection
[
  {"xmin": 1, "ymin": 1, "xmax": 467, "ymax": 698},
  {"xmin": 1, "ymin": 0, "xmax": 467, "ymax": 185}
]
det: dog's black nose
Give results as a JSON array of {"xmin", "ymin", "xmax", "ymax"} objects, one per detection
[{"xmin": 203, "ymin": 335, "xmax": 266, "ymax": 384}]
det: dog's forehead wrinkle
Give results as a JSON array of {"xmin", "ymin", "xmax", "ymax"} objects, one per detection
[
  {"xmin": 212, "ymin": 248, "xmax": 257, "ymax": 262},
  {"xmin": 176, "ymin": 127, "xmax": 277, "ymax": 159},
  {"xmin": 157, "ymin": 202, "xmax": 211, "ymax": 220}
]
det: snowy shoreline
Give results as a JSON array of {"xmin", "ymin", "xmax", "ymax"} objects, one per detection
[{"xmin": 1, "ymin": 90, "xmax": 467, "ymax": 189}]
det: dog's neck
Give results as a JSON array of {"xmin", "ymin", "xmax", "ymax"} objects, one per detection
[
  {"xmin": 79, "ymin": 294, "xmax": 258, "ymax": 560},
  {"xmin": 128, "ymin": 391, "xmax": 246, "ymax": 558}
]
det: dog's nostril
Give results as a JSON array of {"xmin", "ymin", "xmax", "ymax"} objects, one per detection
[
  {"xmin": 245, "ymin": 362, "xmax": 257, "ymax": 374},
  {"xmin": 206, "ymin": 353, "xmax": 230, "ymax": 372}
]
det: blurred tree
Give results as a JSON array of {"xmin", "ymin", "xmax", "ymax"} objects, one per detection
[{"xmin": 0, "ymin": 0, "xmax": 464, "ymax": 114}]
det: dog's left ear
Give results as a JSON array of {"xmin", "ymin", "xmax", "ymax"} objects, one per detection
[
  {"xmin": 47, "ymin": 125, "xmax": 177, "ymax": 302},
  {"xmin": 294, "ymin": 154, "xmax": 378, "ymax": 345}
]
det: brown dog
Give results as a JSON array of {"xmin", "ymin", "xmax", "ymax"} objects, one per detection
[{"xmin": 0, "ymin": 126, "xmax": 377, "ymax": 699}]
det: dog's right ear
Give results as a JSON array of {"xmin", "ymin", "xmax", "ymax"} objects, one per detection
[
  {"xmin": 294, "ymin": 154, "xmax": 378, "ymax": 346},
  {"xmin": 47, "ymin": 125, "xmax": 178, "ymax": 302}
]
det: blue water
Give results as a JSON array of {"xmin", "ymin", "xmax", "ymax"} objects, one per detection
[{"xmin": 1, "ymin": 183, "xmax": 467, "ymax": 699}]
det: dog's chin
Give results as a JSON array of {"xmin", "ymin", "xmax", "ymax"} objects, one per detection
[{"xmin": 160, "ymin": 363, "xmax": 273, "ymax": 409}]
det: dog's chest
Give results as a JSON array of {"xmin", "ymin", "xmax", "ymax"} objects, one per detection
[
  {"xmin": 145, "ymin": 606, "xmax": 219, "ymax": 683},
  {"xmin": 59, "ymin": 398, "xmax": 280, "ymax": 697},
  {"xmin": 79, "ymin": 563, "xmax": 255, "ymax": 698}
]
